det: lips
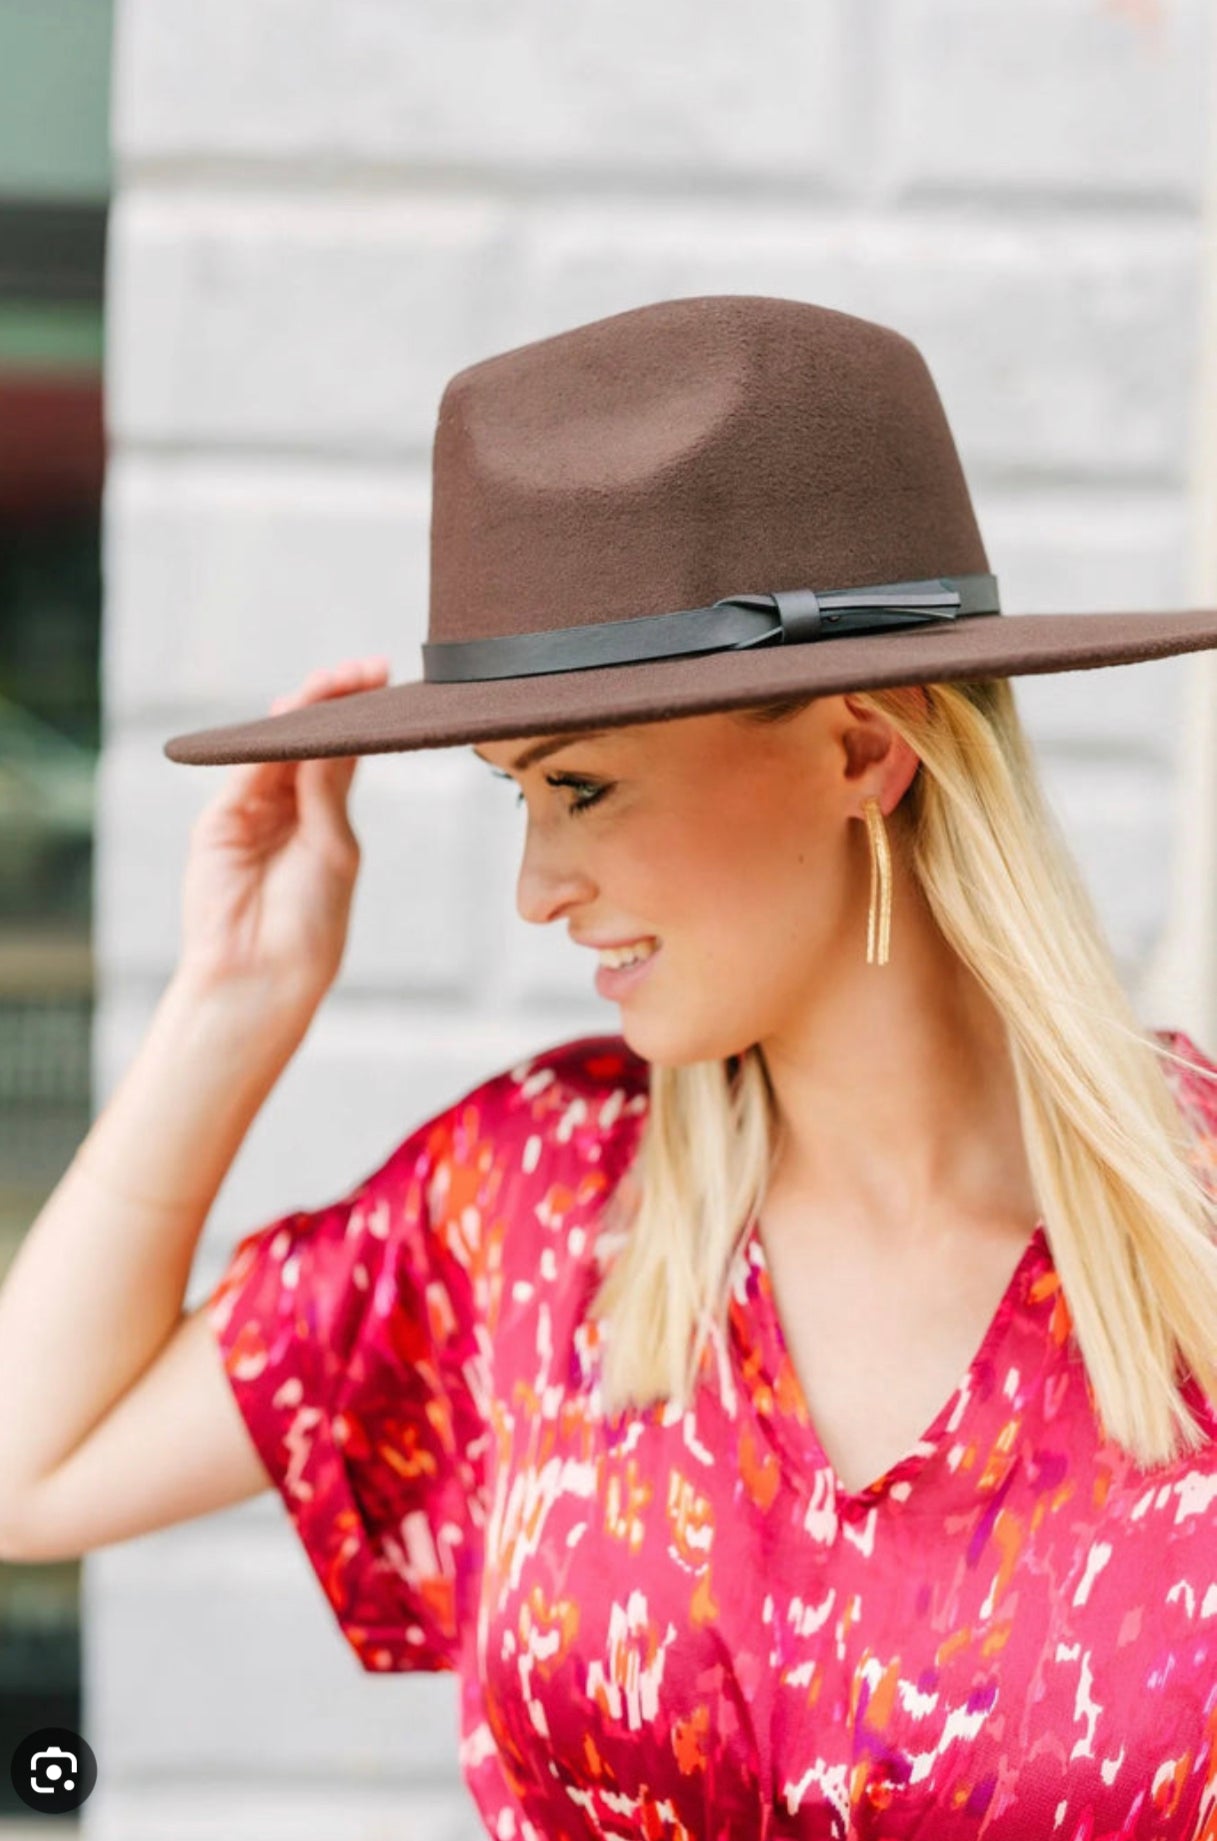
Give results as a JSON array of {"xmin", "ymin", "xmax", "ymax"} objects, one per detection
[
  {"xmin": 594, "ymin": 940, "xmax": 662, "ymax": 999},
  {"xmin": 574, "ymin": 934, "xmax": 660, "ymax": 951}
]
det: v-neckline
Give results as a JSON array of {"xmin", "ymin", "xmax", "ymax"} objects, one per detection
[{"xmin": 733, "ymin": 1212, "xmax": 1050, "ymax": 1517}]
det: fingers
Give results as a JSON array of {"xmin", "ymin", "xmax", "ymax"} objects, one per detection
[
  {"xmin": 219, "ymin": 657, "xmax": 392, "ymax": 805},
  {"xmin": 280, "ymin": 658, "xmax": 393, "ymax": 850},
  {"xmin": 296, "ymin": 658, "xmax": 392, "ymax": 800},
  {"xmin": 268, "ymin": 656, "xmax": 392, "ymax": 719}
]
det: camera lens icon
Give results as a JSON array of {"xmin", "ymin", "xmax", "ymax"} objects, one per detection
[
  {"xmin": 31, "ymin": 1744, "xmax": 76, "ymax": 1792},
  {"xmin": 10, "ymin": 1725, "xmax": 97, "ymax": 1812}
]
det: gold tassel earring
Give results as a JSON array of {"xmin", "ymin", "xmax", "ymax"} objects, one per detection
[{"xmin": 863, "ymin": 796, "xmax": 892, "ymax": 966}]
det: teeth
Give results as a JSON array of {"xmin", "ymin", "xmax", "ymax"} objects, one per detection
[{"xmin": 598, "ymin": 939, "xmax": 658, "ymax": 970}]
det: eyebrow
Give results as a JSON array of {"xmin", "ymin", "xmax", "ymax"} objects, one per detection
[{"xmin": 472, "ymin": 731, "xmax": 610, "ymax": 774}]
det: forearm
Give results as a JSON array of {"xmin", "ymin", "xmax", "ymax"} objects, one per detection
[{"xmin": 0, "ymin": 967, "xmax": 312, "ymax": 1495}]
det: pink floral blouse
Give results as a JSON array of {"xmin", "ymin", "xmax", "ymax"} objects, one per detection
[{"xmin": 206, "ymin": 1026, "xmax": 1217, "ymax": 1838}]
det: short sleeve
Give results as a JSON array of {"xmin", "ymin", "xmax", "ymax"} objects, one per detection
[{"xmin": 205, "ymin": 1087, "xmax": 499, "ymax": 1674}]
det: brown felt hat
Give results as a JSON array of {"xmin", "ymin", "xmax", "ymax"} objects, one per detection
[{"xmin": 164, "ymin": 294, "xmax": 1217, "ymax": 766}]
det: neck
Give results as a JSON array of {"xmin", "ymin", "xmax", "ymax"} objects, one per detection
[{"xmin": 757, "ymin": 844, "xmax": 1039, "ymax": 1257}]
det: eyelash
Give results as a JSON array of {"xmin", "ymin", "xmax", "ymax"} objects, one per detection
[{"xmin": 491, "ymin": 769, "xmax": 608, "ymax": 816}]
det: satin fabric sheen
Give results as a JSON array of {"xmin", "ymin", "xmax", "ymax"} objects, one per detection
[{"xmin": 207, "ymin": 1026, "xmax": 1217, "ymax": 1838}]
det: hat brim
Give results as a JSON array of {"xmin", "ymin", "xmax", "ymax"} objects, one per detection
[{"xmin": 163, "ymin": 606, "xmax": 1217, "ymax": 765}]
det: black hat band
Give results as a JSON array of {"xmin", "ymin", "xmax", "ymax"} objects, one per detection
[{"xmin": 422, "ymin": 573, "xmax": 1002, "ymax": 683}]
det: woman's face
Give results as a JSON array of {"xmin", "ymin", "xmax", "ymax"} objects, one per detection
[{"xmin": 473, "ymin": 695, "xmax": 919, "ymax": 1067}]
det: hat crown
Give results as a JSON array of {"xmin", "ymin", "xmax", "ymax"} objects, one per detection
[
  {"xmin": 161, "ymin": 288, "xmax": 1217, "ymax": 767},
  {"xmin": 428, "ymin": 294, "xmax": 989, "ymax": 646}
]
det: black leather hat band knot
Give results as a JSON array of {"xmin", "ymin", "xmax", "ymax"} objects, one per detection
[{"xmin": 421, "ymin": 572, "xmax": 1002, "ymax": 683}]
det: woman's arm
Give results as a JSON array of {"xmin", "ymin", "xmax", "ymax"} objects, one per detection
[
  {"xmin": 0, "ymin": 654, "xmax": 391, "ymax": 1562},
  {"xmin": 0, "ymin": 967, "xmax": 311, "ymax": 1560}
]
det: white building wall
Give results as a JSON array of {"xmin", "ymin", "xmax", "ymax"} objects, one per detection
[{"xmin": 94, "ymin": 2, "xmax": 1215, "ymax": 1834}]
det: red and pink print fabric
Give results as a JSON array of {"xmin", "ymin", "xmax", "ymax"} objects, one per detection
[{"xmin": 207, "ymin": 1026, "xmax": 1217, "ymax": 1838}]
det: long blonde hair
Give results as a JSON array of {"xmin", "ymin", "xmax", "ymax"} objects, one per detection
[{"xmin": 589, "ymin": 675, "xmax": 1217, "ymax": 1469}]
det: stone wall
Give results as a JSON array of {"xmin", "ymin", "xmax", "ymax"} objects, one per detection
[{"xmin": 94, "ymin": 3, "xmax": 1214, "ymax": 1833}]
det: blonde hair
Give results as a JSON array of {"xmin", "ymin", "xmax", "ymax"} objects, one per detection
[{"xmin": 589, "ymin": 675, "xmax": 1217, "ymax": 1470}]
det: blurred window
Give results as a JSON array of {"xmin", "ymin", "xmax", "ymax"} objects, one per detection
[{"xmin": 0, "ymin": 1, "xmax": 112, "ymax": 1823}]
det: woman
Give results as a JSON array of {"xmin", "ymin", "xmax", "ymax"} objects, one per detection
[{"xmin": 5, "ymin": 295, "xmax": 1217, "ymax": 1835}]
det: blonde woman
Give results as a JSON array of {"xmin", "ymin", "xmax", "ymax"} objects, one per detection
[{"xmin": 5, "ymin": 296, "xmax": 1217, "ymax": 1835}]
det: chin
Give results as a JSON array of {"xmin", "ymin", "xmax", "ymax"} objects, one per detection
[{"xmin": 615, "ymin": 1011, "xmax": 756, "ymax": 1071}]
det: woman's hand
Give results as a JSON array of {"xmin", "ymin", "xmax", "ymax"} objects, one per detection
[{"xmin": 176, "ymin": 657, "xmax": 392, "ymax": 1014}]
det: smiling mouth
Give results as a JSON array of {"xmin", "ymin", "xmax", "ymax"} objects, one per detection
[{"xmin": 595, "ymin": 939, "xmax": 660, "ymax": 969}]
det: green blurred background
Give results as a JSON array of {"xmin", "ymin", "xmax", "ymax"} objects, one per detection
[{"xmin": 0, "ymin": 0, "xmax": 112, "ymax": 1822}]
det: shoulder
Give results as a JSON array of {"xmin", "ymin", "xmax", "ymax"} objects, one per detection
[
  {"xmin": 1151, "ymin": 1025, "xmax": 1217, "ymax": 1130},
  {"xmin": 374, "ymin": 1031, "xmax": 651, "ymax": 1215},
  {"xmin": 496, "ymin": 1031, "xmax": 651, "ymax": 1123},
  {"xmin": 210, "ymin": 1035, "xmax": 652, "ymax": 1396},
  {"xmin": 453, "ymin": 1030, "xmax": 650, "ymax": 1169},
  {"xmin": 1149, "ymin": 1025, "xmax": 1217, "ymax": 1198},
  {"xmin": 397, "ymin": 1033, "xmax": 651, "ymax": 1314}
]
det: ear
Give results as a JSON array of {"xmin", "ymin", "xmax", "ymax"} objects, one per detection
[{"xmin": 837, "ymin": 691, "xmax": 925, "ymax": 814}]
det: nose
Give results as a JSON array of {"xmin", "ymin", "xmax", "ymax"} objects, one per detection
[{"xmin": 515, "ymin": 818, "xmax": 597, "ymax": 926}]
